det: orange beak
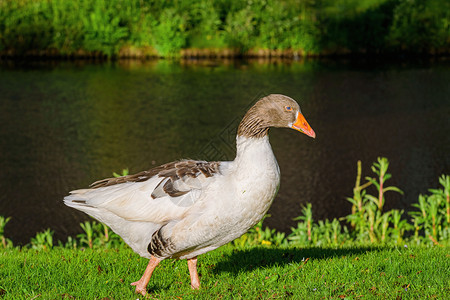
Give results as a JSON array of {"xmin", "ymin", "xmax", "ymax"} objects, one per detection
[{"xmin": 291, "ymin": 112, "xmax": 316, "ymax": 138}]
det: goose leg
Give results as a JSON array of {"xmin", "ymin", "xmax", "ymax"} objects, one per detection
[
  {"xmin": 131, "ymin": 256, "xmax": 161, "ymax": 296},
  {"xmin": 187, "ymin": 256, "xmax": 200, "ymax": 289}
]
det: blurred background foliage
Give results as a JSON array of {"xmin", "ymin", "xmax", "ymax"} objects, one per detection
[{"xmin": 0, "ymin": 0, "xmax": 448, "ymax": 58}]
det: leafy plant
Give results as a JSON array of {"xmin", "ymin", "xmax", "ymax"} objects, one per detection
[
  {"xmin": 78, "ymin": 221, "xmax": 94, "ymax": 249},
  {"xmin": 345, "ymin": 160, "xmax": 373, "ymax": 239},
  {"xmin": 59, "ymin": 236, "xmax": 77, "ymax": 249},
  {"xmin": 388, "ymin": 0, "xmax": 450, "ymax": 52},
  {"xmin": 152, "ymin": 8, "xmax": 187, "ymax": 57},
  {"xmin": 81, "ymin": 0, "xmax": 130, "ymax": 57},
  {"xmin": 314, "ymin": 218, "xmax": 350, "ymax": 246},
  {"xmin": 431, "ymin": 175, "xmax": 450, "ymax": 231},
  {"xmin": 113, "ymin": 168, "xmax": 129, "ymax": 178},
  {"xmin": 389, "ymin": 209, "xmax": 413, "ymax": 244},
  {"xmin": 345, "ymin": 157, "xmax": 404, "ymax": 244},
  {"xmin": 409, "ymin": 175, "xmax": 450, "ymax": 245},
  {"xmin": 365, "ymin": 157, "xmax": 403, "ymax": 212},
  {"xmin": 232, "ymin": 215, "xmax": 288, "ymax": 248},
  {"xmin": 77, "ymin": 220, "xmax": 123, "ymax": 249},
  {"xmin": 30, "ymin": 229, "xmax": 54, "ymax": 251},
  {"xmin": 0, "ymin": 216, "xmax": 13, "ymax": 249},
  {"xmin": 288, "ymin": 203, "xmax": 314, "ymax": 245},
  {"xmin": 223, "ymin": 5, "xmax": 257, "ymax": 53}
]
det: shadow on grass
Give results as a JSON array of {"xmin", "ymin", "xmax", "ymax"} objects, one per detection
[{"xmin": 212, "ymin": 246, "xmax": 385, "ymax": 274}]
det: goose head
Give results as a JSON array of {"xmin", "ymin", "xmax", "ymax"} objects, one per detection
[{"xmin": 237, "ymin": 94, "xmax": 316, "ymax": 139}]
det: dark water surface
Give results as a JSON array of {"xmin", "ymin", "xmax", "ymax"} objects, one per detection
[{"xmin": 1, "ymin": 58, "xmax": 449, "ymax": 244}]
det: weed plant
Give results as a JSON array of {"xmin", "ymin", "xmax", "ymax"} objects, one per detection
[
  {"xmin": 30, "ymin": 229, "xmax": 54, "ymax": 251},
  {"xmin": 0, "ymin": 216, "xmax": 12, "ymax": 249},
  {"xmin": 345, "ymin": 157, "xmax": 406, "ymax": 244},
  {"xmin": 234, "ymin": 158, "xmax": 449, "ymax": 248},
  {"xmin": 410, "ymin": 175, "xmax": 450, "ymax": 245}
]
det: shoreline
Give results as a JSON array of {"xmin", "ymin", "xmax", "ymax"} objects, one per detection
[{"xmin": 1, "ymin": 46, "xmax": 449, "ymax": 61}]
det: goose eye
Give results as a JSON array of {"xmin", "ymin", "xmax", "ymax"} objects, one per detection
[{"xmin": 285, "ymin": 106, "xmax": 292, "ymax": 111}]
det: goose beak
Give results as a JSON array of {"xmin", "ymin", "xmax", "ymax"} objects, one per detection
[{"xmin": 291, "ymin": 112, "xmax": 316, "ymax": 138}]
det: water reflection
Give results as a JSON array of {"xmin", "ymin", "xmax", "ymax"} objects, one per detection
[{"xmin": 0, "ymin": 58, "xmax": 449, "ymax": 244}]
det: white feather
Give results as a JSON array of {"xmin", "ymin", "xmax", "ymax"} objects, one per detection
[{"xmin": 64, "ymin": 135, "xmax": 279, "ymax": 259}]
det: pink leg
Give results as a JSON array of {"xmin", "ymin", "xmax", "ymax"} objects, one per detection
[
  {"xmin": 131, "ymin": 256, "xmax": 161, "ymax": 296},
  {"xmin": 187, "ymin": 256, "xmax": 200, "ymax": 289}
]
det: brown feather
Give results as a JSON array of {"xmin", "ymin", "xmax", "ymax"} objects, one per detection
[
  {"xmin": 237, "ymin": 94, "xmax": 299, "ymax": 138},
  {"xmin": 90, "ymin": 160, "xmax": 221, "ymax": 199}
]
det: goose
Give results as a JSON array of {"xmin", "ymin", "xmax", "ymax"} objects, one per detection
[{"xmin": 64, "ymin": 94, "xmax": 315, "ymax": 295}]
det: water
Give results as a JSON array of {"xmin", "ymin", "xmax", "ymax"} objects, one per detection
[{"xmin": 1, "ymin": 58, "xmax": 449, "ymax": 244}]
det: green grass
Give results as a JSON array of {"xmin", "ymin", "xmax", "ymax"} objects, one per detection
[
  {"xmin": 1, "ymin": 244, "xmax": 448, "ymax": 299},
  {"xmin": 1, "ymin": 163, "xmax": 448, "ymax": 298}
]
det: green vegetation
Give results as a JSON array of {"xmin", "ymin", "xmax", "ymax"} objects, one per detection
[
  {"xmin": 235, "ymin": 158, "xmax": 450, "ymax": 248},
  {"xmin": 1, "ymin": 245, "xmax": 449, "ymax": 299},
  {"xmin": 0, "ymin": 217, "xmax": 12, "ymax": 249},
  {"xmin": 1, "ymin": 158, "xmax": 449, "ymax": 297},
  {"xmin": 0, "ymin": 0, "xmax": 449, "ymax": 58},
  {"xmin": 1, "ymin": 157, "xmax": 447, "ymax": 251}
]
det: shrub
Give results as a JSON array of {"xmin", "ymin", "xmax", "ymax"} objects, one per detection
[{"xmin": 388, "ymin": 0, "xmax": 450, "ymax": 53}]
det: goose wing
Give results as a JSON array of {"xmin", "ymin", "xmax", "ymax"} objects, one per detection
[{"xmin": 64, "ymin": 160, "xmax": 221, "ymax": 223}]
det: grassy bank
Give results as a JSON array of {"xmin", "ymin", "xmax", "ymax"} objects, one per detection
[
  {"xmin": 1, "ymin": 245, "xmax": 449, "ymax": 299},
  {"xmin": 1, "ymin": 0, "xmax": 449, "ymax": 58},
  {"xmin": 0, "ymin": 158, "xmax": 449, "ymax": 297}
]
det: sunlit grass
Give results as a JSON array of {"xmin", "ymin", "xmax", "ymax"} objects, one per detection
[{"xmin": 1, "ymin": 245, "xmax": 448, "ymax": 299}]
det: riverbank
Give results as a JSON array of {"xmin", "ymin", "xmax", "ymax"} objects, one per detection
[
  {"xmin": 1, "ymin": 164, "xmax": 449, "ymax": 297},
  {"xmin": 1, "ymin": 0, "xmax": 449, "ymax": 59},
  {"xmin": 2, "ymin": 47, "xmax": 450, "ymax": 60}
]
